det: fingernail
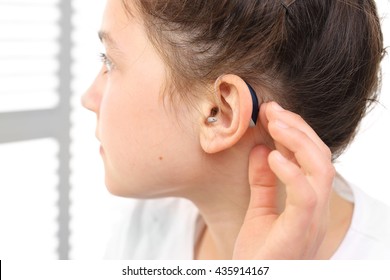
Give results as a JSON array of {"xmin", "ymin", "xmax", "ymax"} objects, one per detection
[
  {"xmin": 273, "ymin": 102, "xmax": 284, "ymax": 111},
  {"xmin": 274, "ymin": 120, "xmax": 289, "ymax": 129},
  {"xmin": 274, "ymin": 151, "xmax": 287, "ymax": 163}
]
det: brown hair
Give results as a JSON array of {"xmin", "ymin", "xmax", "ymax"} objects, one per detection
[{"xmin": 125, "ymin": 0, "xmax": 384, "ymax": 159}]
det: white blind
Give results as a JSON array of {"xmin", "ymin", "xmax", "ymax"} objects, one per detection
[
  {"xmin": 0, "ymin": 0, "xmax": 60, "ymax": 112},
  {"xmin": 0, "ymin": 0, "xmax": 70, "ymax": 259}
]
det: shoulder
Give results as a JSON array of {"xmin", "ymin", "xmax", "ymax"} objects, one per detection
[{"xmin": 332, "ymin": 179, "xmax": 390, "ymax": 259}]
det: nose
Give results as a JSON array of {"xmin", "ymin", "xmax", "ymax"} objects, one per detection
[{"xmin": 81, "ymin": 72, "xmax": 102, "ymax": 114}]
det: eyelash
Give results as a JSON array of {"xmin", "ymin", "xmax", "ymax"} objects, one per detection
[{"xmin": 99, "ymin": 53, "xmax": 114, "ymax": 73}]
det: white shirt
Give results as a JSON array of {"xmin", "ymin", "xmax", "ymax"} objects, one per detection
[
  {"xmin": 105, "ymin": 178, "xmax": 390, "ymax": 259},
  {"xmin": 331, "ymin": 178, "xmax": 390, "ymax": 259},
  {"xmin": 105, "ymin": 197, "xmax": 200, "ymax": 259}
]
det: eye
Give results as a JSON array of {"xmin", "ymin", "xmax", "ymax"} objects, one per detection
[{"xmin": 99, "ymin": 52, "xmax": 114, "ymax": 73}]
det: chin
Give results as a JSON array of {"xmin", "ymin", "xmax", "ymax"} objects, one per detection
[
  {"xmin": 103, "ymin": 175, "xmax": 168, "ymax": 199},
  {"xmin": 101, "ymin": 163, "xmax": 144, "ymax": 198},
  {"xmin": 104, "ymin": 177, "xmax": 139, "ymax": 198}
]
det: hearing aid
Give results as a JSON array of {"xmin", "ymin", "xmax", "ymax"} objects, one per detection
[
  {"xmin": 207, "ymin": 117, "xmax": 218, "ymax": 123},
  {"xmin": 246, "ymin": 82, "xmax": 260, "ymax": 127}
]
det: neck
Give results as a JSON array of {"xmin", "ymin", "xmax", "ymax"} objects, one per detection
[
  {"xmin": 189, "ymin": 175, "xmax": 353, "ymax": 260},
  {"xmin": 185, "ymin": 139, "xmax": 281, "ymax": 259},
  {"xmin": 191, "ymin": 182, "xmax": 251, "ymax": 259}
]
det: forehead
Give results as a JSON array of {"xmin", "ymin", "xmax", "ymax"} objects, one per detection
[
  {"xmin": 99, "ymin": 0, "xmax": 147, "ymax": 52},
  {"xmin": 101, "ymin": 0, "xmax": 130, "ymax": 31}
]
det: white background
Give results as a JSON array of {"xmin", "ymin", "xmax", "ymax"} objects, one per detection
[{"xmin": 0, "ymin": 0, "xmax": 389, "ymax": 259}]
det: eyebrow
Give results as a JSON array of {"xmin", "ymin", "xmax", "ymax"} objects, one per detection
[{"xmin": 98, "ymin": 30, "xmax": 117, "ymax": 48}]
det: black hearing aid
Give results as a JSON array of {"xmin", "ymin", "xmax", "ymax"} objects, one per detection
[{"xmin": 246, "ymin": 82, "xmax": 260, "ymax": 127}]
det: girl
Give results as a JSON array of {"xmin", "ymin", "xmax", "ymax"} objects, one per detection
[{"xmin": 82, "ymin": 0, "xmax": 390, "ymax": 259}]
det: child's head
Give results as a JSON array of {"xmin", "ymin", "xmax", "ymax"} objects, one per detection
[
  {"xmin": 83, "ymin": 0, "xmax": 383, "ymax": 197},
  {"xmin": 131, "ymin": 0, "xmax": 383, "ymax": 156}
]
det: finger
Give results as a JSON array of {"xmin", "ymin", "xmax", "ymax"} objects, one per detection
[
  {"xmin": 265, "ymin": 102, "xmax": 332, "ymax": 160},
  {"xmin": 259, "ymin": 103, "xmax": 296, "ymax": 162},
  {"xmin": 268, "ymin": 150, "xmax": 317, "ymax": 226},
  {"xmin": 268, "ymin": 119, "xmax": 334, "ymax": 181},
  {"xmin": 260, "ymin": 102, "xmax": 316, "ymax": 163},
  {"xmin": 269, "ymin": 148, "xmax": 330, "ymax": 259},
  {"xmin": 247, "ymin": 145, "xmax": 278, "ymax": 217},
  {"xmin": 268, "ymin": 121, "xmax": 335, "ymax": 203},
  {"xmin": 259, "ymin": 102, "xmax": 270, "ymax": 135}
]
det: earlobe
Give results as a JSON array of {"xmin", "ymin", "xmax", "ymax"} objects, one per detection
[{"xmin": 199, "ymin": 74, "xmax": 259, "ymax": 154}]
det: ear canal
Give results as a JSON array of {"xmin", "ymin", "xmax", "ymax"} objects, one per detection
[{"xmin": 206, "ymin": 107, "xmax": 219, "ymax": 124}]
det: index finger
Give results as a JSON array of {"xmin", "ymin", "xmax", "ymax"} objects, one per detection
[{"xmin": 260, "ymin": 102, "xmax": 332, "ymax": 160}]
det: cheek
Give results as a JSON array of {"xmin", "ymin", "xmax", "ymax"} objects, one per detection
[
  {"xmin": 95, "ymin": 44, "xmax": 204, "ymax": 195},
  {"xmin": 97, "ymin": 78, "xmax": 191, "ymax": 194},
  {"xmin": 99, "ymin": 80, "xmax": 162, "ymax": 162},
  {"xmin": 99, "ymin": 48, "xmax": 174, "ymax": 161}
]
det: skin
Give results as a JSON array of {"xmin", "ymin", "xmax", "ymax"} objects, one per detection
[{"xmin": 82, "ymin": 0, "xmax": 354, "ymax": 259}]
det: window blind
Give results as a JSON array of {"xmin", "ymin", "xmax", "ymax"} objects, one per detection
[
  {"xmin": 0, "ymin": 0, "xmax": 60, "ymax": 112},
  {"xmin": 0, "ymin": 0, "xmax": 71, "ymax": 259}
]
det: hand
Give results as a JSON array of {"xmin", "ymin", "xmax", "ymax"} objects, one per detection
[{"xmin": 233, "ymin": 102, "xmax": 335, "ymax": 259}]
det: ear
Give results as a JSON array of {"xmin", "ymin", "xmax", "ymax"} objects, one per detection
[{"xmin": 199, "ymin": 74, "xmax": 255, "ymax": 154}]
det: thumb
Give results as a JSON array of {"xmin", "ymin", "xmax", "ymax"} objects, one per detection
[{"xmin": 247, "ymin": 145, "xmax": 278, "ymax": 216}]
